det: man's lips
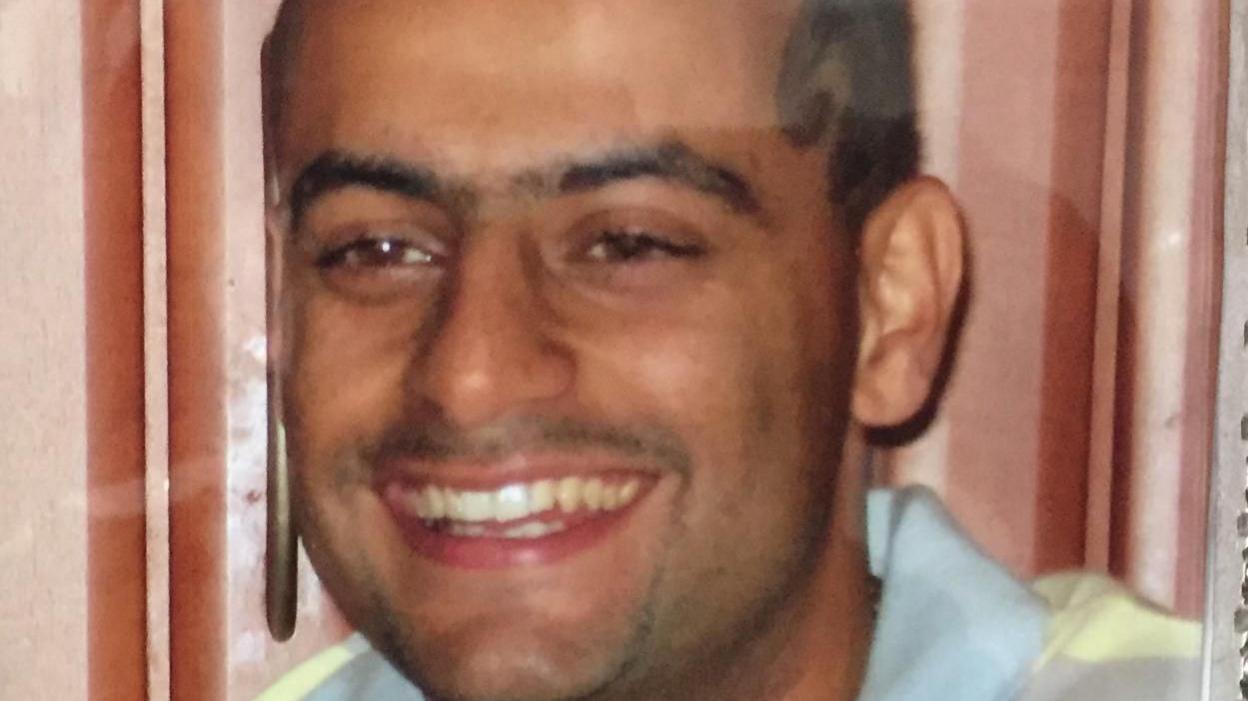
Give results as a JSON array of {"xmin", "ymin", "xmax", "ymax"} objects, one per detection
[{"xmin": 375, "ymin": 460, "xmax": 659, "ymax": 569}]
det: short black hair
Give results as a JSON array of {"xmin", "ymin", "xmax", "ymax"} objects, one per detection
[
  {"xmin": 777, "ymin": 0, "xmax": 920, "ymax": 234},
  {"xmin": 264, "ymin": 0, "xmax": 919, "ymax": 234},
  {"xmin": 261, "ymin": 0, "xmax": 305, "ymax": 175}
]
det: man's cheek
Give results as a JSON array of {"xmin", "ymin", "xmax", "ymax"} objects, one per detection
[{"xmin": 292, "ymin": 309, "xmax": 412, "ymax": 438}]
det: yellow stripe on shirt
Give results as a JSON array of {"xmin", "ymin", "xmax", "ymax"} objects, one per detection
[
  {"xmin": 254, "ymin": 641, "xmax": 363, "ymax": 701},
  {"xmin": 1031, "ymin": 572, "xmax": 1201, "ymax": 665}
]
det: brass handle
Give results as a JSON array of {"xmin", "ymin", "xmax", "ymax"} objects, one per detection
[
  {"xmin": 265, "ymin": 192, "xmax": 297, "ymax": 641},
  {"xmin": 266, "ymin": 405, "xmax": 298, "ymax": 641}
]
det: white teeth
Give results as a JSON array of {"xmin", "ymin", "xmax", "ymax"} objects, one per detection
[
  {"xmin": 620, "ymin": 480, "xmax": 640, "ymax": 504},
  {"xmin": 424, "ymin": 486, "xmax": 445, "ymax": 519},
  {"xmin": 493, "ymin": 485, "xmax": 530, "ymax": 522},
  {"xmin": 407, "ymin": 488, "xmax": 426, "ymax": 519},
  {"xmin": 447, "ymin": 523, "xmax": 487, "ymax": 537},
  {"xmin": 460, "ymin": 491, "xmax": 493, "ymax": 522},
  {"xmin": 403, "ymin": 477, "xmax": 646, "ymax": 525},
  {"xmin": 602, "ymin": 484, "xmax": 620, "ymax": 510},
  {"xmin": 444, "ymin": 490, "xmax": 466, "ymax": 521},
  {"xmin": 530, "ymin": 480, "xmax": 556, "ymax": 513},
  {"xmin": 501, "ymin": 521, "xmax": 567, "ymax": 539},
  {"xmin": 583, "ymin": 479, "xmax": 603, "ymax": 511},
  {"xmin": 557, "ymin": 477, "xmax": 582, "ymax": 513}
]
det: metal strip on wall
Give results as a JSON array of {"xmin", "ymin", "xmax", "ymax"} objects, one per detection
[
  {"xmin": 1206, "ymin": 0, "xmax": 1246, "ymax": 698},
  {"xmin": 140, "ymin": 0, "xmax": 170, "ymax": 697}
]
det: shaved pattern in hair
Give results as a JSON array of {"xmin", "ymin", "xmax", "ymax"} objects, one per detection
[{"xmin": 777, "ymin": 0, "xmax": 919, "ymax": 234}]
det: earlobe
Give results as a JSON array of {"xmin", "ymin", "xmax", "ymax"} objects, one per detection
[{"xmin": 851, "ymin": 177, "xmax": 964, "ymax": 427}]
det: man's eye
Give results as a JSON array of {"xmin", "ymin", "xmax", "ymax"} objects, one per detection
[
  {"xmin": 315, "ymin": 238, "xmax": 436, "ymax": 270},
  {"xmin": 310, "ymin": 235, "xmax": 444, "ymax": 304},
  {"xmin": 583, "ymin": 231, "xmax": 705, "ymax": 264}
]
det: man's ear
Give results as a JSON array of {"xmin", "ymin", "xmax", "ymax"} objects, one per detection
[{"xmin": 852, "ymin": 177, "xmax": 964, "ymax": 427}]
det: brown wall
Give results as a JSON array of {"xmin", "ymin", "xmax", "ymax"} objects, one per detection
[{"xmin": 84, "ymin": 0, "xmax": 148, "ymax": 699}]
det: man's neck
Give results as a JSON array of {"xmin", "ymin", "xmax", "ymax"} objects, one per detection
[
  {"xmin": 760, "ymin": 437, "xmax": 875, "ymax": 701},
  {"xmin": 766, "ymin": 538, "xmax": 875, "ymax": 701}
]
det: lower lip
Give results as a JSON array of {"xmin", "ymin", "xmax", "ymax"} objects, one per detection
[{"xmin": 380, "ymin": 484, "xmax": 652, "ymax": 570}]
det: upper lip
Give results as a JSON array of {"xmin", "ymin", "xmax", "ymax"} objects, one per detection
[{"xmin": 371, "ymin": 450, "xmax": 664, "ymax": 491}]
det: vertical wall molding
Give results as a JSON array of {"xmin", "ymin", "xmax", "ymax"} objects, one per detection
[
  {"xmin": 1032, "ymin": 0, "xmax": 1115, "ymax": 575},
  {"xmin": 83, "ymin": 1, "xmax": 148, "ymax": 699},
  {"xmin": 1112, "ymin": 0, "xmax": 1227, "ymax": 614},
  {"xmin": 166, "ymin": 1, "xmax": 228, "ymax": 698},
  {"xmin": 1085, "ymin": 0, "xmax": 1135, "ymax": 574}
]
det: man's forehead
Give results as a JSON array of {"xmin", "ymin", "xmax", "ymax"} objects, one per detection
[
  {"xmin": 290, "ymin": 0, "xmax": 802, "ymax": 49},
  {"xmin": 268, "ymin": 0, "xmax": 821, "ymax": 205},
  {"xmin": 276, "ymin": 0, "xmax": 804, "ymax": 141}
]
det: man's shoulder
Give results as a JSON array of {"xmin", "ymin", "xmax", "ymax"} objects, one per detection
[
  {"xmin": 1020, "ymin": 572, "xmax": 1202, "ymax": 701},
  {"xmin": 862, "ymin": 488, "xmax": 1202, "ymax": 701}
]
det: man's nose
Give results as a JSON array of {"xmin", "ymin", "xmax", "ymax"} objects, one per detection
[{"xmin": 413, "ymin": 232, "xmax": 575, "ymax": 429}]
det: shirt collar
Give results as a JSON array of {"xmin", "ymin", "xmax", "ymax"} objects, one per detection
[{"xmin": 857, "ymin": 487, "xmax": 1049, "ymax": 701}]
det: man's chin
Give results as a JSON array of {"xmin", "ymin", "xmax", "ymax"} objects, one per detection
[
  {"xmin": 297, "ymin": 464, "xmax": 677, "ymax": 700},
  {"xmin": 372, "ymin": 619, "xmax": 639, "ymax": 701}
]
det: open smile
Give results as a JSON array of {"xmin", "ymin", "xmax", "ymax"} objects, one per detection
[{"xmin": 379, "ymin": 471, "xmax": 656, "ymax": 569}]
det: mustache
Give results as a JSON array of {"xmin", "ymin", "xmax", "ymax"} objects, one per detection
[{"xmin": 363, "ymin": 415, "xmax": 693, "ymax": 475}]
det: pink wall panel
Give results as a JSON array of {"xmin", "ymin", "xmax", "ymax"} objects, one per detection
[
  {"xmin": 890, "ymin": 0, "xmax": 1112, "ymax": 579},
  {"xmin": 942, "ymin": 0, "xmax": 1065, "ymax": 576},
  {"xmin": 892, "ymin": 0, "xmax": 1222, "ymax": 619},
  {"xmin": 0, "ymin": 0, "xmax": 90, "ymax": 699}
]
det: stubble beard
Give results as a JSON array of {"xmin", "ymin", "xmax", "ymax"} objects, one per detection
[
  {"xmin": 291, "ymin": 410, "xmax": 839, "ymax": 701},
  {"xmin": 293, "ymin": 440, "xmax": 677, "ymax": 701},
  {"xmin": 363, "ymin": 564, "xmax": 666, "ymax": 701}
]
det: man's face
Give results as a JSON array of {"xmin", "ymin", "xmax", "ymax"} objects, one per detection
[{"xmin": 275, "ymin": 1, "xmax": 860, "ymax": 699}]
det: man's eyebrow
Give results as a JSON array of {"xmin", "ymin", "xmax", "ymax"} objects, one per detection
[
  {"xmin": 288, "ymin": 151, "xmax": 450, "ymax": 227},
  {"xmin": 557, "ymin": 141, "xmax": 762, "ymax": 216},
  {"xmin": 287, "ymin": 143, "xmax": 763, "ymax": 226}
]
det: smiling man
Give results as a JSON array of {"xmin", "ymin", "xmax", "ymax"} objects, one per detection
[{"xmin": 256, "ymin": 1, "xmax": 1200, "ymax": 700}]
